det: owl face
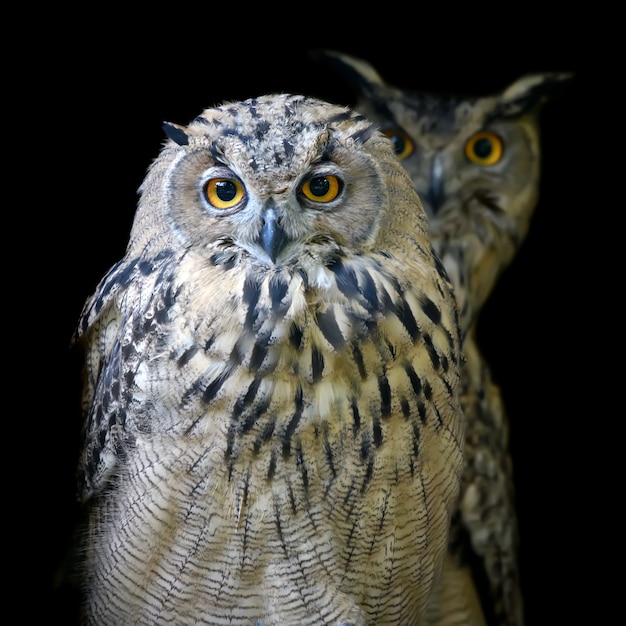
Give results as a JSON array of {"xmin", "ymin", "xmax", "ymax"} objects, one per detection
[
  {"xmin": 372, "ymin": 88, "xmax": 541, "ymax": 232},
  {"xmin": 137, "ymin": 95, "xmax": 417, "ymax": 273}
]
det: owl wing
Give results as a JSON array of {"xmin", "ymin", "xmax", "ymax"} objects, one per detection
[{"xmin": 73, "ymin": 251, "xmax": 177, "ymax": 502}]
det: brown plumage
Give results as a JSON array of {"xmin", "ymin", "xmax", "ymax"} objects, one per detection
[{"xmin": 72, "ymin": 94, "xmax": 465, "ymax": 625}]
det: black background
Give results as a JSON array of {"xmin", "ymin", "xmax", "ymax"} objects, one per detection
[{"xmin": 27, "ymin": 10, "xmax": 604, "ymax": 624}]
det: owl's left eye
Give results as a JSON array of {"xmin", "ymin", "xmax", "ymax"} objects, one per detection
[
  {"xmin": 204, "ymin": 178, "xmax": 246, "ymax": 209},
  {"xmin": 300, "ymin": 175, "xmax": 343, "ymax": 203},
  {"xmin": 464, "ymin": 131, "xmax": 504, "ymax": 166},
  {"xmin": 383, "ymin": 129, "xmax": 415, "ymax": 160}
]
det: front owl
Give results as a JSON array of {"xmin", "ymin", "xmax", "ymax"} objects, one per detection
[{"xmin": 73, "ymin": 94, "xmax": 465, "ymax": 625}]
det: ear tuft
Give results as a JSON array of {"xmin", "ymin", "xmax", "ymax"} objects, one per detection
[
  {"xmin": 162, "ymin": 121, "xmax": 189, "ymax": 146},
  {"xmin": 497, "ymin": 72, "xmax": 575, "ymax": 118}
]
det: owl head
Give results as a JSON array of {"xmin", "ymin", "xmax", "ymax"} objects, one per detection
[
  {"xmin": 314, "ymin": 50, "xmax": 573, "ymax": 326},
  {"xmin": 128, "ymin": 93, "xmax": 432, "ymax": 277}
]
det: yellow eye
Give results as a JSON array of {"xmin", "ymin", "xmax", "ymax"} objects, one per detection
[
  {"xmin": 464, "ymin": 131, "xmax": 504, "ymax": 166},
  {"xmin": 383, "ymin": 129, "xmax": 415, "ymax": 160},
  {"xmin": 204, "ymin": 178, "xmax": 245, "ymax": 209},
  {"xmin": 300, "ymin": 175, "xmax": 342, "ymax": 203}
]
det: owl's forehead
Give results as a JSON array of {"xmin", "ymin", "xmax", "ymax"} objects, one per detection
[
  {"xmin": 185, "ymin": 95, "xmax": 374, "ymax": 173},
  {"xmin": 379, "ymin": 89, "xmax": 496, "ymax": 141}
]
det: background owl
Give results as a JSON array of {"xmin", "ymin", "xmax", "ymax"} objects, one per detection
[
  {"xmin": 313, "ymin": 50, "xmax": 573, "ymax": 626},
  {"xmin": 71, "ymin": 93, "xmax": 466, "ymax": 625}
]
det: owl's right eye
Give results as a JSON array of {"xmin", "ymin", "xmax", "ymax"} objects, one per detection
[
  {"xmin": 464, "ymin": 131, "xmax": 504, "ymax": 166},
  {"xmin": 383, "ymin": 129, "xmax": 415, "ymax": 160},
  {"xmin": 203, "ymin": 178, "xmax": 246, "ymax": 209}
]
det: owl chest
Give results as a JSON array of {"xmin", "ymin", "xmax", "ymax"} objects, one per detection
[{"xmin": 92, "ymin": 269, "xmax": 462, "ymax": 621}]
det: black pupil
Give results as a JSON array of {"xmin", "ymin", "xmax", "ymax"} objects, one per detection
[
  {"xmin": 309, "ymin": 177, "xmax": 329, "ymax": 197},
  {"xmin": 390, "ymin": 134, "xmax": 406, "ymax": 155},
  {"xmin": 215, "ymin": 180, "xmax": 237, "ymax": 201},
  {"xmin": 473, "ymin": 138, "xmax": 493, "ymax": 159}
]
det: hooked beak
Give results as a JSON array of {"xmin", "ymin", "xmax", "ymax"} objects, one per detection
[{"xmin": 257, "ymin": 206, "xmax": 290, "ymax": 263}]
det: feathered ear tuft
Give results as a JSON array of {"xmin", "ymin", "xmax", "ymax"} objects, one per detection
[
  {"xmin": 162, "ymin": 121, "xmax": 189, "ymax": 146},
  {"xmin": 496, "ymin": 72, "xmax": 575, "ymax": 119}
]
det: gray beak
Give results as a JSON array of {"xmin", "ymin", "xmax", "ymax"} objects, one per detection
[{"xmin": 258, "ymin": 206, "xmax": 290, "ymax": 263}]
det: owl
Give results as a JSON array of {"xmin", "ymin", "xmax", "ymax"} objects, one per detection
[
  {"xmin": 314, "ymin": 50, "xmax": 573, "ymax": 626},
  {"xmin": 72, "ymin": 93, "xmax": 466, "ymax": 625}
]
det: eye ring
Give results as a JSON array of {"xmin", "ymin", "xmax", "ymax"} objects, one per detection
[
  {"xmin": 464, "ymin": 131, "xmax": 504, "ymax": 166},
  {"xmin": 382, "ymin": 129, "xmax": 415, "ymax": 160},
  {"xmin": 204, "ymin": 177, "xmax": 246, "ymax": 210},
  {"xmin": 300, "ymin": 174, "xmax": 343, "ymax": 203}
]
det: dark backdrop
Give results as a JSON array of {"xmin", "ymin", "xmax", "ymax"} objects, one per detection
[{"xmin": 30, "ymin": 11, "xmax": 601, "ymax": 624}]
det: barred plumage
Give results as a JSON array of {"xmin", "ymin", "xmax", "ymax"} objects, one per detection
[{"xmin": 73, "ymin": 94, "xmax": 465, "ymax": 625}]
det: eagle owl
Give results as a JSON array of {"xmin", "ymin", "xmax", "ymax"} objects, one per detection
[
  {"xmin": 72, "ymin": 93, "xmax": 466, "ymax": 625},
  {"xmin": 314, "ymin": 50, "xmax": 573, "ymax": 626}
]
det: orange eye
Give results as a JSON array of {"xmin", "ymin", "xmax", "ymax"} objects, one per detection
[
  {"xmin": 383, "ymin": 129, "xmax": 415, "ymax": 160},
  {"xmin": 204, "ymin": 178, "xmax": 245, "ymax": 209},
  {"xmin": 464, "ymin": 131, "xmax": 504, "ymax": 166},
  {"xmin": 300, "ymin": 175, "xmax": 342, "ymax": 203}
]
